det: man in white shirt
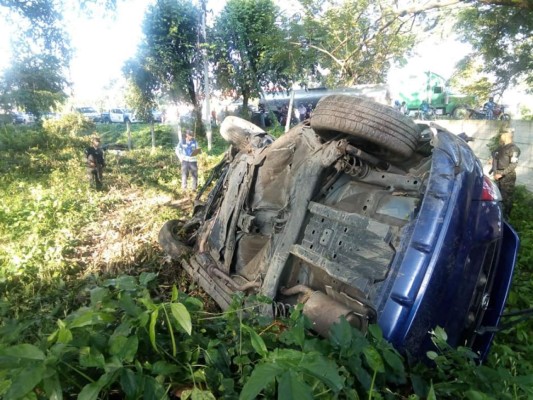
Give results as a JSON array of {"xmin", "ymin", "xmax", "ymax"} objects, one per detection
[{"xmin": 176, "ymin": 131, "xmax": 199, "ymax": 190}]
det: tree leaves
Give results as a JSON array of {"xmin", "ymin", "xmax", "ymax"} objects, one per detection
[{"xmin": 454, "ymin": 2, "xmax": 533, "ymax": 92}]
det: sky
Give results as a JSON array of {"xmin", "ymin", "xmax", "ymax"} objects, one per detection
[
  {"xmin": 1, "ymin": 1, "xmax": 524, "ymax": 109},
  {"xmin": 67, "ymin": 0, "xmax": 148, "ymax": 101},
  {"xmin": 65, "ymin": 0, "xmax": 470, "ymax": 100}
]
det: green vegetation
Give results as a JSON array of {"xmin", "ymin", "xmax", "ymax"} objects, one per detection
[{"xmin": 1, "ymin": 120, "xmax": 533, "ymax": 399}]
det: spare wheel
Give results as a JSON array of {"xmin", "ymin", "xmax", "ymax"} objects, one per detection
[{"xmin": 310, "ymin": 95, "xmax": 421, "ymax": 159}]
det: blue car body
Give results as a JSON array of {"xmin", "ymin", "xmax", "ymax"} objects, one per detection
[
  {"xmin": 159, "ymin": 96, "xmax": 518, "ymax": 360},
  {"xmin": 377, "ymin": 129, "xmax": 519, "ymax": 359}
]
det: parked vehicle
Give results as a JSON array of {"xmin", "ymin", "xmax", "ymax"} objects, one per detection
[
  {"xmin": 151, "ymin": 109, "xmax": 163, "ymax": 123},
  {"xmin": 41, "ymin": 112, "xmax": 61, "ymax": 121},
  {"xmin": 76, "ymin": 107, "xmax": 101, "ymax": 122},
  {"xmin": 11, "ymin": 111, "xmax": 35, "ymax": 124},
  {"xmin": 100, "ymin": 108, "xmax": 136, "ymax": 124},
  {"xmin": 159, "ymin": 95, "xmax": 519, "ymax": 361},
  {"xmin": 261, "ymin": 84, "xmax": 392, "ymax": 124},
  {"xmin": 11, "ymin": 112, "xmax": 26, "ymax": 124},
  {"xmin": 467, "ymin": 104, "xmax": 511, "ymax": 120},
  {"xmin": 393, "ymin": 71, "xmax": 477, "ymax": 119}
]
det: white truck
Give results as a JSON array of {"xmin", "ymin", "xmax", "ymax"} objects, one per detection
[{"xmin": 100, "ymin": 108, "xmax": 136, "ymax": 124}]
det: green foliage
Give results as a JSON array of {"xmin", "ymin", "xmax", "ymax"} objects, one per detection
[
  {"xmin": 212, "ymin": 0, "xmax": 289, "ymax": 106},
  {"xmin": 518, "ymin": 105, "xmax": 533, "ymax": 121},
  {"xmin": 295, "ymin": 0, "xmax": 418, "ymax": 87},
  {"xmin": 2, "ymin": 123, "xmax": 533, "ymax": 399},
  {"xmin": 0, "ymin": 54, "xmax": 69, "ymax": 117},
  {"xmin": 42, "ymin": 112, "xmax": 96, "ymax": 138},
  {"xmin": 0, "ymin": 0, "xmax": 71, "ymax": 116},
  {"xmin": 409, "ymin": 326, "xmax": 533, "ymax": 399},
  {"xmin": 455, "ymin": 3, "xmax": 533, "ymax": 93},
  {"xmin": 449, "ymin": 58, "xmax": 493, "ymax": 104},
  {"xmin": 133, "ymin": 0, "xmax": 204, "ymax": 136}
]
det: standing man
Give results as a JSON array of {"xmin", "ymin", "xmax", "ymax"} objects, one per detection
[
  {"xmin": 298, "ymin": 103, "xmax": 307, "ymax": 122},
  {"xmin": 176, "ymin": 130, "xmax": 199, "ymax": 191},
  {"xmin": 85, "ymin": 136, "xmax": 105, "ymax": 190},
  {"xmin": 491, "ymin": 130, "xmax": 521, "ymax": 217}
]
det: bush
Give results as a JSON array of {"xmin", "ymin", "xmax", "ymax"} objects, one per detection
[{"xmin": 43, "ymin": 113, "xmax": 96, "ymax": 138}]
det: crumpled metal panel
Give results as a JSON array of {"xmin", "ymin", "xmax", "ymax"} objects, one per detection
[{"xmin": 206, "ymin": 154, "xmax": 250, "ymax": 269}]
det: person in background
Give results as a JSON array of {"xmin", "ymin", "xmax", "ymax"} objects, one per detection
[
  {"xmin": 85, "ymin": 135, "xmax": 105, "ymax": 190},
  {"xmin": 483, "ymin": 96, "xmax": 496, "ymax": 120},
  {"xmin": 394, "ymin": 100, "xmax": 401, "ymax": 111},
  {"xmin": 176, "ymin": 130, "xmax": 199, "ymax": 191},
  {"xmin": 491, "ymin": 130, "xmax": 521, "ymax": 217},
  {"xmin": 298, "ymin": 103, "xmax": 307, "ymax": 122},
  {"xmin": 305, "ymin": 103, "xmax": 313, "ymax": 119},
  {"xmin": 400, "ymin": 101, "xmax": 408, "ymax": 115},
  {"xmin": 419, "ymin": 100, "xmax": 431, "ymax": 119}
]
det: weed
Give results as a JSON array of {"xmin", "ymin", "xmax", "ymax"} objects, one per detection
[{"xmin": 1, "ymin": 123, "xmax": 533, "ymax": 399}]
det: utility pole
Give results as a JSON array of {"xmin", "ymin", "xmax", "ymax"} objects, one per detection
[{"xmin": 200, "ymin": 0, "xmax": 212, "ymax": 151}]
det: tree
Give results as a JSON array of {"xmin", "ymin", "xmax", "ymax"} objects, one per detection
[
  {"xmin": 211, "ymin": 0, "xmax": 294, "ymax": 111},
  {"xmin": 134, "ymin": 0, "xmax": 204, "ymax": 136},
  {"xmin": 0, "ymin": 0, "xmax": 71, "ymax": 115},
  {"xmin": 454, "ymin": 2, "xmax": 533, "ymax": 94},
  {"xmin": 0, "ymin": 54, "xmax": 68, "ymax": 117},
  {"xmin": 123, "ymin": 57, "xmax": 160, "ymax": 152},
  {"xmin": 292, "ymin": 0, "xmax": 420, "ymax": 87}
]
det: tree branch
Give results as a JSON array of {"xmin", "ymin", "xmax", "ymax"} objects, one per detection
[{"xmin": 397, "ymin": 0, "xmax": 532, "ymax": 16}]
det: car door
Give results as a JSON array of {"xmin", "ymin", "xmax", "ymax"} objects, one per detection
[{"xmin": 110, "ymin": 109, "xmax": 123, "ymax": 123}]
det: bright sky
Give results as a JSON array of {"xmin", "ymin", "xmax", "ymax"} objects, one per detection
[
  {"xmin": 0, "ymin": 1, "xmax": 494, "ymax": 106},
  {"xmin": 66, "ymin": 0, "xmax": 149, "ymax": 103}
]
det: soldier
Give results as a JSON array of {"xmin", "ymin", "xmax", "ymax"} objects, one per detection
[
  {"xmin": 491, "ymin": 130, "xmax": 520, "ymax": 217},
  {"xmin": 85, "ymin": 136, "xmax": 105, "ymax": 190}
]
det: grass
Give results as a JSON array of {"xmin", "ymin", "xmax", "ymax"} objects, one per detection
[{"xmin": 1, "ymin": 117, "xmax": 533, "ymax": 399}]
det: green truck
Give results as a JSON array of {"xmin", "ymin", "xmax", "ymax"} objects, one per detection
[{"xmin": 395, "ymin": 71, "xmax": 476, "ymax": 119}]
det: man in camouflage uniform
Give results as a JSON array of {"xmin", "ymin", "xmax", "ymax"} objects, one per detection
[
  {"xmin": 491, "ymin": 130, "xmax": 520, "ymax": 217},
  {"xmin": 85, "ymin": 136, "xmax": 106, "ymax": 190}
]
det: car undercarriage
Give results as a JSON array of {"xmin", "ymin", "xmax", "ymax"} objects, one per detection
[{"xmin": 159, "ymin": 95, "xmax": 518, "ymax": 360}]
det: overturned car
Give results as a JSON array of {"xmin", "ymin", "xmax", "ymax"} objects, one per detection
[{"xmin": 159, "ymin": 95, "xmax": 519, "ymax": 360}]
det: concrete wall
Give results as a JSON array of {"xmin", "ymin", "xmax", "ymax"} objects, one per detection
[{"xmin": 430, "ymin": 119, "xmax": 533, "ymax": 190}]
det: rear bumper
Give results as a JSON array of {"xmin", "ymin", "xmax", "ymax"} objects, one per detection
[
  {"xmin": 378, "ymin": 131, "xmax": 518, "ymax": 360},
  {"xmin": 474, "ymin": 221, "xmax": 519, "ymax": 359}
]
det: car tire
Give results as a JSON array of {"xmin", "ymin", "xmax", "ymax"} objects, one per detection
[
  {"xmin": 158, "ymin": 220, "xmax": 191, "ymax": 259},
  {"xmin": 310, "ymin": 95, "xmax": 420, "ymax": 159}
]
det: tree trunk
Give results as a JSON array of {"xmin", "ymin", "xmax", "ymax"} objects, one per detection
[
  {"xmin": 151, "ymin": 121, "xmax": 155, "ymax": 153},
  {"xmin": 186, "ymin": 76, "xmax": 205, "ymax": 138},
  {"xmin": 126, "ymin": 120, "xmax": 132, "ymax": 150}
]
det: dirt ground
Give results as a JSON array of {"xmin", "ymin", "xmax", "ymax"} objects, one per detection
[{"xmin": 68, "ymin": 185, "xmax": 217, "ymax": 306}]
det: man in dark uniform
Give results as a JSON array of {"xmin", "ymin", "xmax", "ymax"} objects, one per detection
[
  {"xmin": 491, "ymin": 130, "xmax": 520, "ymax": 217},
  {"xmin": 85, "ymin": 136, "xmax": 105, "ymax": 190}
]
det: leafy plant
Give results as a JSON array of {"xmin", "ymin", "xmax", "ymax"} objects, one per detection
[{"xmin": 2, "ymin": 123, "xmax": 533, "ymax": 399}]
